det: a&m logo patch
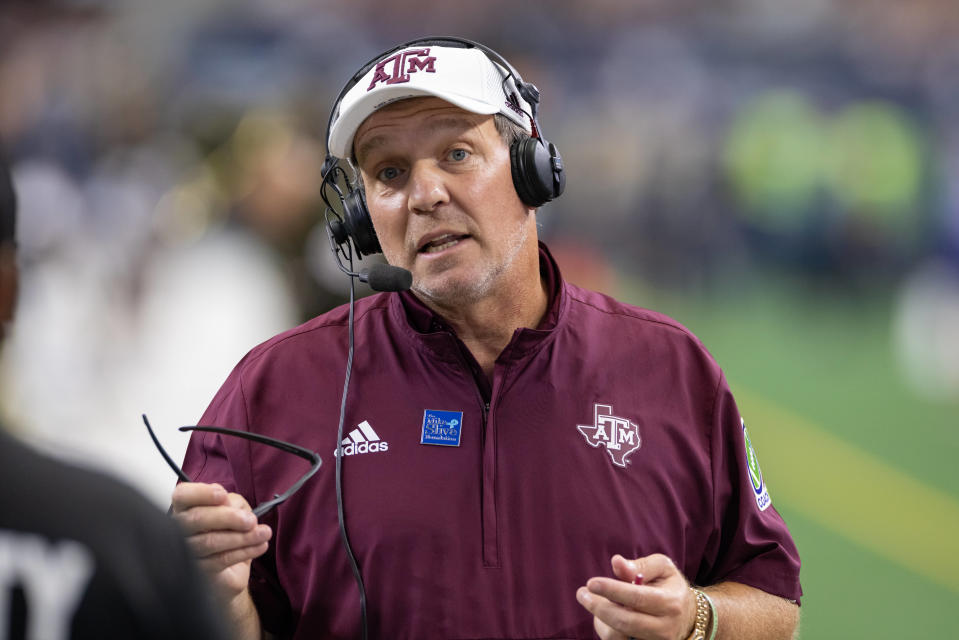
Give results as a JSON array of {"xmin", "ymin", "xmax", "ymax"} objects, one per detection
[
  {"xmin": 742, "ymin": 417, "xmax": 772, "ymax": 511},
  {"xmin": 577, "ymin": 403, "xmax": 641, "ymax": 467}
]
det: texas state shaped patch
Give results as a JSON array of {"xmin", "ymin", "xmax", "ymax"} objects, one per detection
[{"xmin": 576, "ymin": 403, "xmax": 641, "ymax": 467}]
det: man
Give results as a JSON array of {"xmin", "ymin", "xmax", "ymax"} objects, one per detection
[
  {"xmin": 174, "ymin": 38, "xmax": 801, "ymax": 639},
  {"xmin": 0, "ymin": 150, "xmax": 231, "ymax": 640}
]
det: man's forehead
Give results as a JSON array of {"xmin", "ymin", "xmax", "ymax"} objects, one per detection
[{"xmin": 354, "ymin": 98, "xmax": 491, "ymax": 160}]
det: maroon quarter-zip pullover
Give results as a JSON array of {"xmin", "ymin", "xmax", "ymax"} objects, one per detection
[{"xmin": 182, "ymin": 244, "xmax": 801, "ymax": 639}]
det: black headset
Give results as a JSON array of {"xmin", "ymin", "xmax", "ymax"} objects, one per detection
[{"xmin": 321, "ymin": 36, "xmax": 565, "ymax": 258}]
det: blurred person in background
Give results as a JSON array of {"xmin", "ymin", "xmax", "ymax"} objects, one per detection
[
  {"xmin": 0, "ymin": 149, "xmax": 231, "ymax": 640},
  {"xmin": 0, "ymin": 160, "xmax": 15, "ymax": 346},
  {"xmin": 170, "ymin": 38, "xmax": 801, "ymax": 640}
]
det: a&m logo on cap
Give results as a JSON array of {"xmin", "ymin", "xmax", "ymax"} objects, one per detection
[
  {"xmin": 367, "ymin": 48, "xmax": 436, "ymax": 91},
  {"xmin": 577, "ymin": 403, "xmax": 641, "ymax": 468}
]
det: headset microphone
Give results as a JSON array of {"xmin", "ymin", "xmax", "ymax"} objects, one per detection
[
  {"xmin": 356, "ymin": 263, "xmax": 413, "ymax": 292},
  {"xmin": 322, "ymin": 191, "xmax": 412, "ymax": 293}
]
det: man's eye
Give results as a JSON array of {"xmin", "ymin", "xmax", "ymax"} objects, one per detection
[
  {"xmin": 378, "ymin": 167, "xmax": 400, "ymax": 181},
  {"xmin": 448, "ymin": 149, "xmax": 470, "ymax": 162}
]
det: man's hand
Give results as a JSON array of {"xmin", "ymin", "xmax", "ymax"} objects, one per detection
[
  {"xmin": 576, "ymin": 553, "xmax": 696, "ymax": 640},
  {"xmin": 170, "ymin": 483, "xmax": 272, "ymax": 602}
]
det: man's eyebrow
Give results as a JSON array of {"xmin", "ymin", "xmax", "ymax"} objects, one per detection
[
  {"xmin": 426, "ymin": 115, "xmax": 478, "ymax": 134},
  {"xmin": 354, "ymin": 115, "xmax": 481, "ymax": 165},
  {"xmin": 355, "ymin": 135, "xmax": 388, "ymax": 165}
]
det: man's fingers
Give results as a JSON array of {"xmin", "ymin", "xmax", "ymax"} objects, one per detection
[
  {"xmin": 628, "ymin": 553, "xmax": 679, "ymax": 584},
  {"xmin": 610, "ymin": 554, "xmax": 639, "ymax": 582},
  {"xmin": 198, "ymin": 541, "xmax": 270, "ymax": 574},
  {"xmin": 170, "ymin": 482, "xmax": 229, "ymax": 513},
  {"xmin": 586, "ymin": 577, "xmax": 673, "ymax": 617},
  {"xmin": 225, "ymin": 491, "xmax": 254, "ymax": 511},
  {"xmin": 577, "ymin": 587, "xmax": 663, "ymax": 639},
  {"xmin": 187, "ymin": 524, "xmax": 272, "ymax": 559},
  {"xmin": 173, "ymin": 502, "xmax": 259, "ymax": 536},
  {"xmin": 591, "ymin": 615, "xmax": 618, "ymax": 640}
]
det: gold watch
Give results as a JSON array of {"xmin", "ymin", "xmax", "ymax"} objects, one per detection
[{"xmin": 686, "ymin": 588, "xmax": 711, "ymax": 640}]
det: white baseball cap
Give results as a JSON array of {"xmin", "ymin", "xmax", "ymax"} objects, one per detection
[{"xmin": 327, "ymin": 44, "xmax": 534, "ymax": 159}]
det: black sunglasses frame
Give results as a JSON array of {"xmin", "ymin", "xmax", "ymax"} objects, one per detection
[{"xmin": 143, "ymin": 414, "xmax": 322, "ymax": 517}]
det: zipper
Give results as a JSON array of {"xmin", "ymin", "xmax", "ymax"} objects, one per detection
[
  {"xmin": 454, "ymin": 341, "xmax": 499, "ymax": 568},
  {"xmin": 442, "ymin": 328, "xmax": 501, "ymax": 568},
  {"xmin": 479, "ymin": 396, "xmax": 498, "ymax": 567}
]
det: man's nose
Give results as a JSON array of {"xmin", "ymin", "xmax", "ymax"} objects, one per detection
[{"xmin": 407, "ymin": 162, "xmax": 449, "ymax": 214}]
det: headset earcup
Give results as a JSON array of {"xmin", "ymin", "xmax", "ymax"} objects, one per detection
[
  {"xmin": 343, "ymin": 187, "xmax": 381, "ymax": 256},
  {"xmin": 510, "ymin": 137, "xmax": 564, "ymax": 208}
]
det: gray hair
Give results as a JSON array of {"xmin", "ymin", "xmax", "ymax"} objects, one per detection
[{"xmin": 493, "ymin": 113, "xmax": 529, "ymax": 149}]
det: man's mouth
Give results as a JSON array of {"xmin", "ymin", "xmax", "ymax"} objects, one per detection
[{"xmin": 418, "ymin": 234, "xmax": 470, "ymax": 254}]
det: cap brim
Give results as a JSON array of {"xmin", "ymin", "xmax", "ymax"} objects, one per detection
[{"xmin": 328, "ymin": 87, "xmax": 501, "ymax": 159}]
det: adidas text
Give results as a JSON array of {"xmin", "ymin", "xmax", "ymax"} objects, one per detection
[
  {"xmin": 334, "ymin": 420, "xmax": 389, "ymax": 457},
  {"xmin": 335, "ymin": 441, "xmax": 389, "ymax": 457}
]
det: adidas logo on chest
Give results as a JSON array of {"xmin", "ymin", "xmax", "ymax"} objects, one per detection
[{"xmin": 335, "ymin": 420, "xmax": 389, "ymax": 457}]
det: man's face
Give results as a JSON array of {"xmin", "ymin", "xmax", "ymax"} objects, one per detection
[{"xmin": 354, "ymin": 97, "xmax": 535, "ymax": 306}]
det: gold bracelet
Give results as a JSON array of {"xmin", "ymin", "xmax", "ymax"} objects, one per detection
[
  {"xmin": 686, "ymin": 588, "xmax": 710, "ymax": 640},
  {"xmin": 703, "ymin": 590, "xmax": 718, "ymax": 640}
]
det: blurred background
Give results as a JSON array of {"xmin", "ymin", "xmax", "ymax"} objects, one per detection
[{"xmin": 1, "ymin": 0, "xmax": 956, "ymax": 636}]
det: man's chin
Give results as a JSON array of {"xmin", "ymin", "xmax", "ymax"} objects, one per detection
[{"xmin": 412, "ymin": 272, "xmax": 490, "ymax": 307}]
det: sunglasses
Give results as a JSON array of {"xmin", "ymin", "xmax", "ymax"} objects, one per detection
[{"xmin": 143, "ymin": 414, "xmax": 322, "ymax": 517}]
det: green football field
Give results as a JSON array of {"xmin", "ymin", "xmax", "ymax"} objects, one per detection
[{"xmin": 619, "ymin": 272, "xmax": 958, "ymax": 638}]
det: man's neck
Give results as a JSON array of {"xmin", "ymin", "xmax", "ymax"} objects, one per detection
[{"xmin": 419, "ymin": 259, "xmax": 549, "ymax": 381}]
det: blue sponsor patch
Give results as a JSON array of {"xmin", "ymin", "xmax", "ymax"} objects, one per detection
[{"xmin": 420, "ymin": 409, "xmax": 463, "ymax": 447}]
